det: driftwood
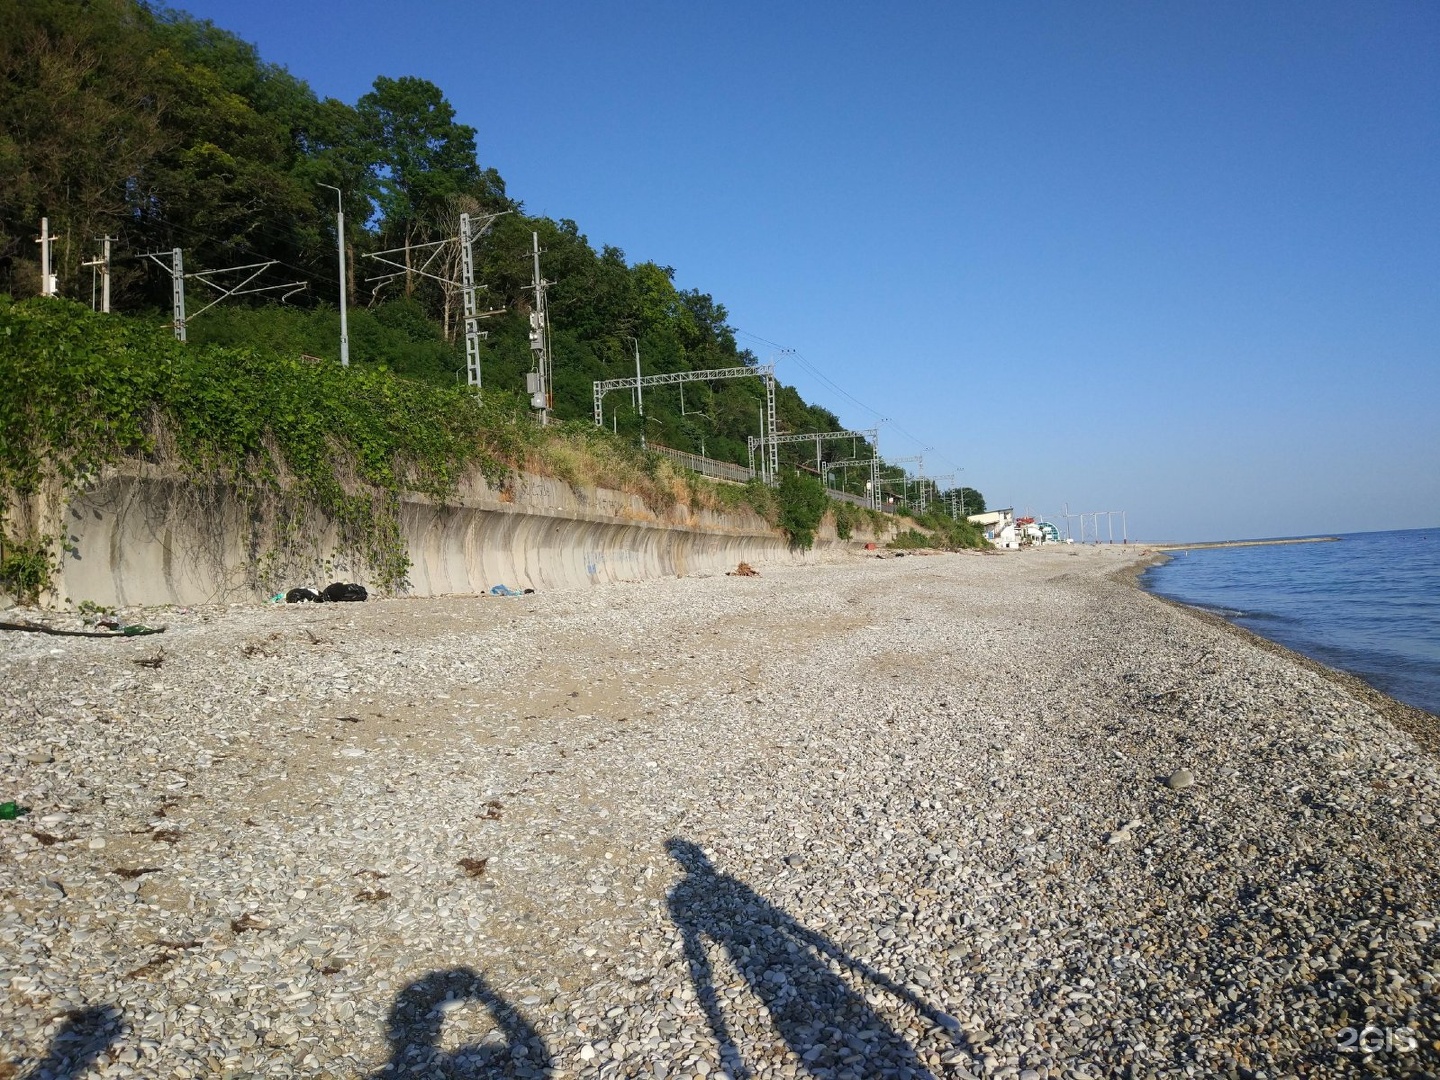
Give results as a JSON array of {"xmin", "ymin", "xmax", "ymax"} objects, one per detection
[{"xmin": 0, "ymin": 621, "xmax": 166, "ymax": 638}]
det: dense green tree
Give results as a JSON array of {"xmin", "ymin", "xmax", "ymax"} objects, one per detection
[
  {"xmin": 0, "ymin": 0, "xmax": 165, "ymax": 296},
  {"xmin": 137, "ymin": 43, "xmax": 314, "ymax": 258},
  {"xmin": 939, "ymin": 487, "xmax": 986, "ymax": 514},
  {"xmin": 776, "ymin": 470, "xmax": 830, "ymax": 549},
  {"xmin": 358, "ymin": 76, "xmax": 484, "ymax": 223},
  {"xmin": 0, "ymin": 0, "xmax": 928, "ymax": 487},
  {"xmin": 358, "ymin": 75, "xmax": 504, "ymax": 297}
]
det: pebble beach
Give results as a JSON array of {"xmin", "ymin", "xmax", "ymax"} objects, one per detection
[{"xmin": 3, "ymin": 544, "xmax": 1438, "ymax": 1079}]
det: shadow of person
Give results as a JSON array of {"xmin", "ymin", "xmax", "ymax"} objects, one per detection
[
  {"xmin": 373, "ymin": 967, "xmax": 553, "ymax": 1078},
  {"xmin": 666, "ymin": 838, "xmax": 964, "ymax": 1080},
  {"xmin": 24, "ymin": 1005, "xmax": 125, "ymax": 1080}
]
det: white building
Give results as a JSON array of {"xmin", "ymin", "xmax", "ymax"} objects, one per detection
[{"xmin": 967, "ymin": 508, "xmax": 1021, "ymax": 549}]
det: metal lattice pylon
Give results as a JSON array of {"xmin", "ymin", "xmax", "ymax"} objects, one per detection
[
  {"xmin": 764, "ymin": 372, "xmax": 778, "ymax": 483},
  {"xmin": 460, "ymin": 214, "xmax": 483, "ymax": 387},
  {"xmin": 594, "ymin": 364, "xmax": 777, "ymax": 479},
  {"xmin": 748, "ymin": 428, "xmax": 878, "ymax": 489},
  {"xmin": 365, "ymin": 211, "xmax": 507, "ymax": 389},
  {"xmin": 825, "ymin": 456, "xmax": 883, "ymax": 509}
]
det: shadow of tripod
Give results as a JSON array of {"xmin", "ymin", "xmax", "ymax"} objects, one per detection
[
  {"xmin": 666, "ymin": 838, "xmax": 967, "ymax": 1079},
  {"xmin": 373, "ymin": 967, "xmax": 553, "ymax": 1078}
]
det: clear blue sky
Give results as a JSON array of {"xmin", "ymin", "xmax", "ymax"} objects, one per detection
[{"xmin": 173, "ymin": 0, "xmax": 1438, "ymax": 542}]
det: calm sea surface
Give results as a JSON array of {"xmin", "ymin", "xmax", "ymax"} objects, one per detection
[{"xmin": 1140, "ymin": 528, "xmax": 1440, "ymax": 717}]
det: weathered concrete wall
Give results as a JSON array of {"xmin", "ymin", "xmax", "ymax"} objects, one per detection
[{"xmin": 47, "ymin": 466, "xmax": 892, "ymax": 607}]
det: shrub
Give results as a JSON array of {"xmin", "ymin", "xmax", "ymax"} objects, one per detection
[
  {"xmin": 0, "ymin": 533, "xmax": 57, "ymax": 604},
  {"xmin": 776, "ymin": 471, "xmax": 829, "ymax": 549},
  {"xmin": 888, "ymin": 529, "xmax": 931, "ymax": 550}
]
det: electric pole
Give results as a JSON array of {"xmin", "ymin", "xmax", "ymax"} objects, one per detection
[
  {"xmin": 635, "ymin": 339, "xmax": 645, "ymax": 448},
  {"xmin": 37, "ymin": 218, "xmax": 58, "ymax": 297},
  {"xmin": 101, "ymin": 236, "xmax": 112, "ymax": 313},
  {"xmin": 757, "ymin": 404, "xmax": 766, "ymax": 483},
  {"xmin": 319, "ymin": 184, "xmax": 349, "ymax": 367},
  {"xmin": 142, "ymin": 249, "xmax": 303, "ymax": 342},
  {"xmin": 459, "ymin": 212, "xmax": 481, "ymax": 387},
  {"xmin": 526, "ymin": 231, "xmax": 553, "ymax": 424},
  {"xmin": 363, "ymin": 211, "xmax": 506, "ymax": 387},
  {"xmin": 169, "ymin": 248, "xmax": 185, "ymax": 340},
  {"xmin": 81, "ymin": 237, "xmax": 113, "ymax": 313}
]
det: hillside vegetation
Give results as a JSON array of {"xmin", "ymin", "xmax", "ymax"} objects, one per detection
[
  {"xmin": 1, "ymin": 3, "xmax": 872, "ymax": 470},
  {"xmin": 0, "ymin": 0, "xmax": 985, "ymax": 595}
]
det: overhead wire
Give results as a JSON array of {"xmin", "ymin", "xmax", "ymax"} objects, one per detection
[
  {"xmin": 732, "ymin": 327, "xmax": 965, "ymax": 478},
  {"xmin": 162, "ymin": 205, "xmax": 506, "ymax": 303},
  {"xmin": 114, "ymin": 203, "xmax": 343, "ymax": 296},
  {"xmin": 100, "ymin": 207, "xmax": 969, "ymax": 483}
]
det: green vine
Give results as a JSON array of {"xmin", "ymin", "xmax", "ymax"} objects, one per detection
[
  {"xmin": 0, "ymin": 296, "xmax": 524, "ymax": 592},
  {"xmin": 0, "ymin": 533, "xmax": 58, "ymax": 604},
  {"xmin": 888, "ymin": 528, "xmax": 932, "ymax": 550}
]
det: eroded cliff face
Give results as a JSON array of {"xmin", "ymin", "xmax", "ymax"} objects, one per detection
[{"xmin": 40, "ymin": 465, "xmax": 891, "ymax": 607}]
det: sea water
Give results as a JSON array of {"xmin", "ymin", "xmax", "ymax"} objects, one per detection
[{"xmin": 1140, "ymin": 527, "xmax": 1440, "ymax": 717}]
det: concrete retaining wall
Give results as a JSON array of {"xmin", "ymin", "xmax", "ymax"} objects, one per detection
[{"xmin": 45, "ymin": 466, "xmax": 891, "ymax": 607}]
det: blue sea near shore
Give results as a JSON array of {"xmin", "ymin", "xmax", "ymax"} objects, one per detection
[{"xmin": 1140, "ymin": 527, "xmax": 1440, "ymax": 717}]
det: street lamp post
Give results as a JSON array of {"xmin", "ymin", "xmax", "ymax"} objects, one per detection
[
  {"xmin": 626, "ymin": 337, "xmax": 645, "ymax": 449},
  {"xmin": 319, "ymin": 183, "xmax": 349, "ymax": 367}
]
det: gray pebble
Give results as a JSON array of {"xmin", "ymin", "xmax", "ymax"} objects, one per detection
[
  {"xmin": 1165, "ymin": 768, "xmax": 1195, "ymax": 790},
  {"xmin": 1, "ymin": 547, "xmax": 1436, "ymax": 1077}
]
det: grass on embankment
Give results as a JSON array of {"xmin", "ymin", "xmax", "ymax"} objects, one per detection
[{"xmin": 888, "ymin": 511, "xmax": 989, "ymax": 552}]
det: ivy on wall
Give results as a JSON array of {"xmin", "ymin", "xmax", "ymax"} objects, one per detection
[{"xmin": 0, "ymin": 297, "xmax": 523, "ymax": 593}]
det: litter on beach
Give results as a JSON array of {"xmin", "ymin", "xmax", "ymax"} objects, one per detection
[{"xmin": 281, "ymin": 583, "xmax": 368, "ymax": 604}]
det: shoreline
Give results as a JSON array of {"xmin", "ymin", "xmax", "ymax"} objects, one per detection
[
  {"xmin": 1129, "ymin": 545, "xmax": 1440, "ymax": 733},
  {"xmin": 3, "ymin": 547, "xmax": 1439, "ymax": 1075},
  {"xmin": 1148, "ymin": 536, "xmax": 1341, "ymax": 551},
  {"xmin": 1141, "ymin": 579, "xmax": 1440, "ymax": 747}
]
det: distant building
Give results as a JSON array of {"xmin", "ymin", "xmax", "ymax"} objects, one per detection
[
  {"xmin": 967, "ymin": 508, "xmax": 1020, "ymax": 549},
  {"xmin": 1015, "ymin": 516, "xmax": 1059, "ymax": 543}
]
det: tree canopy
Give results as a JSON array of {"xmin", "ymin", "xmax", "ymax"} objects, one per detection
[{"xmin": 0, "ymin": 0, "xmax": 954, "ymax": 494}]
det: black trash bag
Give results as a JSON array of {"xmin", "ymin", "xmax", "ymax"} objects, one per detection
[
  {"xmin": 286, "ymin": 587, "xmax": 322, "ymax": 604},
  {"xmin": 322, "ymin": 582, "xmax": 368, "ymax": 603}
]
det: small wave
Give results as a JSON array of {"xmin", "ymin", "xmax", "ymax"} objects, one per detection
[
  {"xmin": 1196, "ymin": 605, "xmax": 1248, "ymax": 619},
  {"xmin": 1236, "ymin": 610, "xmax": 1295, "ymax": 624},
  {"xmin": 1178, "ymin": 602, "xmax": 1295, "ymax": 625}
]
